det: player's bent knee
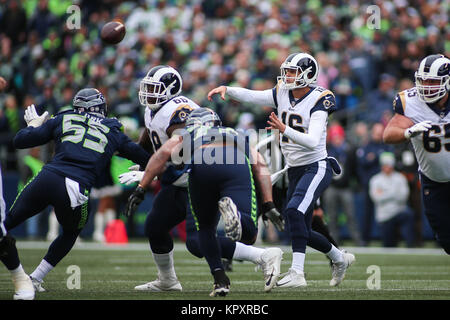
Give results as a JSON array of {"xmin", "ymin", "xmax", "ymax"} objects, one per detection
[{"xmin": 185, "ymin": 237, "xmax": 204, "ymax": 258}]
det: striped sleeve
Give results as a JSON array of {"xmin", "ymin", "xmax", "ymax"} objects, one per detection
[{"xmin": 393, "ymin": 92, "xmax": 405, "ymax": 116}]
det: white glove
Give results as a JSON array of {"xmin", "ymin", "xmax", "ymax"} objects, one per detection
[
  {"xmin": 24, "ymin": 104, "xmax": 49, "ymax": 128},
  {"xmin": 404, "ymin": 120, "xmax": 432, "ymax": 139},
  {"xmin": 128, "ymin": 164, "xmax": 140, "ymax": 171},
  {"xmin": 118, "ymin": 171, "xmax": 145, "ymax": 185}
]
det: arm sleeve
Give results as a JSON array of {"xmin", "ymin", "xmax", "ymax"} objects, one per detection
[
  {"xmin": 393, "ymin": 93, "xmax": 405, "ymax": 116},
  {"xmin": 117, "ymin": 133, "xmax": 151, "ymax": 168},
  {"xmin": 282, "ymin": 111, "xmax": 327, "ymax": 149},
  {"xmin": 226, "ymin": 87, "xmax": 276, "ymax": 108},
  {"xmin": 13, "ymin": 119, "xmax": 57, "ymax": 149}
]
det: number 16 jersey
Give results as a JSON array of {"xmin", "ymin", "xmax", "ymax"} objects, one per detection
[{"xmin": 393, "ymin": 87, "xmax": 450, "ymax": 182}]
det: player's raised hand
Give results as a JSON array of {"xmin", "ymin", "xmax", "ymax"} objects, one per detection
[
  {"xmin": 404, "ymin": 120, "xmax": 432, "ymax": 139},
  {"xmin": 124, "ymin": 186, "xmax": 146, "ymax": 217},
  {"xmin": 24, "ymin": 104, "xmax": 49, "ymax": 128},
  {"xmin": 266, "ymin": 112, "xmax": 286, "ymax": 133},
  {"xmin": 207, "ymin": 86, "xmax": 227, "ymax": 101}
]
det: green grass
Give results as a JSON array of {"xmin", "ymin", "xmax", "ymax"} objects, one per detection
[{"xmin": 1, "ymin": 241, "xmax": 449, "ymax": 300}]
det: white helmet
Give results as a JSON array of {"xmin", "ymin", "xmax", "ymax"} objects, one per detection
[
  {"xmin": 139, "ymin": 65, "xmax": 183, "ymax": 110},
  {"xmin": 277, "ymin": 52, "xmax": 319, "ymax": 90},
  {"xmin": 415, "ymin": 54, "xmax": 450, "ymax": 103}
]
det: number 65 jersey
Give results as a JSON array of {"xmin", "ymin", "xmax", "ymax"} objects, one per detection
[
  {"xmin": 13, "ymin": 110, "xmax": 150, "ymax": 188},
  {"xmin": 394, "ymin": 87, "xmax": 450, "ymax": 182}
]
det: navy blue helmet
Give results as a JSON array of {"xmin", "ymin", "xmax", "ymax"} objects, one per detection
[
  {"xmin": 186, "ymin": 107, "xmax": 222, "ymax": 128},
  {"xmin": 73, "ymin": 88, "xmax": 108, "ymax": 117}
]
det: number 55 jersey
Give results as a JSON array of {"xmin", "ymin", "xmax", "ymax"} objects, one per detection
[
  {"xmin": 393, "ymin": 87, "xmax": 450, "ymax": 183},
  {"xmin": 13, "ymin": 110, "xmax": 150, "ymax": 188}
]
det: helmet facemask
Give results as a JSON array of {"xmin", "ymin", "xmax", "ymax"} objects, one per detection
[
  {"xmin": 415, "ymin": 73, "xmax": 449, "ymax": 103},
  {"xmin": 139, "ymin": 77, "xmax": 177, "ymax": 110}
]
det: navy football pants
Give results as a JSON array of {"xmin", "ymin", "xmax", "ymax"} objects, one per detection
[
  {"xmin": 2, "ymin": 168, "xmax": 90, "ymax": 269},
  {"xmin": 420, "ymin": 173, "xmax": 450, "ymax": 254},
  {"xmin": 284, "ymin": 159, "xmax": 334, "ymax": 254},
  {"xmin": 187, "ymin": 156, "xmax": 258, "ymax": 272}
]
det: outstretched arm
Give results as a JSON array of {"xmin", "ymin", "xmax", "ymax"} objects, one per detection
[
  {"xmin": 139, "ymin": 135, "xmax": 183, "ymax": 190},
  {"xmin": 207, "ymin": 85, "xmax": 276, "ymax": 107}
]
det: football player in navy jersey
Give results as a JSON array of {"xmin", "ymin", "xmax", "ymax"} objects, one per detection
[
  {"xmin": 383, "ymin": 54, "xmax": 450, "ymax": 254},
  {"xmin": 208, "ymin": 52, "xmax": 355, "ymax": 288},
  {"xmin": 0, "ymin": 88, "xmax": 150, "ymax": 299},
  {"xmin": 125, "ymin": 108, "xmax": 285, "ymax": 296}
]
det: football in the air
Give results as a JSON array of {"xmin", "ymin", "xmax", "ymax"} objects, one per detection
[{"xmin": 101, "ymin": 21, "xmax": 126, "ymax": 45}]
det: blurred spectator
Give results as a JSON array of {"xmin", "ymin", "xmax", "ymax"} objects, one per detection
[
  {"xmin": 355, "ymin": 122, "xmax": 394, "ymax": 246},
  {"xmin": 369, "ymin": 152, "xmax": 414, "ymax": 247},
  {"xmin": 0, "ymin": 1, "xmax": 27, "ymax": 47},
  {"xmin": 365, "ymin": 73, "xmax": 397, "ymax": 125},
  {"xmin": 323, "ymin": 122, "xmax": 363, "ymax": 246}
]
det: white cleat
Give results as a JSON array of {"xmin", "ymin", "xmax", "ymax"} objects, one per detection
[
  {"xmin": 135, "ymin": 276, "xmax": 182, "ymax": 292},
  {"xmin": 13, "ymin": 274, "xmax": 35, "ymax": 300},
  {"xmin": 330, "ymin": 250, "xmax": 355, "ymax": 287},
  {"xmin": 257, "ymin": 248, "xmax": 283, "ymax": 292},
  {"xmin": 30, "ymin": 276, "xmax": 46, "ymax": 292},
  {"xmin": 218, "ymin": 197, "xmax": 242, "ymax": 242},
  {"xmin": 276, "ymin": 268, "xmax": 307, "ymax": 288}
]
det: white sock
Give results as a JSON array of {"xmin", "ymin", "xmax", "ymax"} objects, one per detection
[
  {"xmin": 291, "ymin": 252, "xmax": 305, "ymax": 273},
  {"xmin": 104, "ymin": 209, "xmax": 116, "ymax": 225},
  {"xmin": 94, "ymin": 213, "xmax": 104, "ymax": 231},
  {"xmin": 326, "ymin": 245, "xmax": 343, "ymax": 263},
  {"xmin": 153, "ymin": 250, "xmax": 177, "ymax": 279},
  {"xmin": 10, "ymin": 264, "xmax": 27, "ymax": 280},
  {"xmin": 232, "ymin": 242, "xmax": 265, "ymax": 264},
  {"xmin": 30, "ymin": 259, "xmax": 54, "ymax": 282}
]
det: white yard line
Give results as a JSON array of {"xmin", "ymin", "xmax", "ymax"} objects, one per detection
[{"xmin": 14, "ymin": 241, "xmax": 446, "ymax": 255}]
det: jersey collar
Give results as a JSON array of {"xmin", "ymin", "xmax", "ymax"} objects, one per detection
[
  {"xmin": 288, "ymin": 87, "xmax": 314, "ymax": 109},
  {"xmin": 426, "ymin": 94, "xmax": 450, "ymax": 119}
]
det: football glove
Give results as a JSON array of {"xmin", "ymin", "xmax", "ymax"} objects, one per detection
[
  {"xmin": 124, "ymin": 186, "xmax": 146, "ymax": 217},
  {"xmin": 261, "ymin": 201, "xmax": 285, "ymax": 232},
  {"xmin": 128, "ymin": 164, "xmax": 140, "ymax": 171},
  {"xmin": 24, "ymin": 104, "xmax": 49, "ymax": 128},
  {"xmin": 404, "ymin": 120, "xmax": 432, "ymax": 139},
  {"xmin": 119, "ymin": 171, "xmax": 144, "ymax": 185}
]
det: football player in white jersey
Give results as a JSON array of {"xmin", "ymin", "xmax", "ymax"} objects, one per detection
[
  {"xmin": 121, "ymin": 65, "xmax": 285, "ymax": 292},
  {"xmin": 383, "ymin": 54, "xmax": 450, "ymax": 254},
  {"xmin": 208, "ymin": 53, "xmax": 355, "ymax": 287}
]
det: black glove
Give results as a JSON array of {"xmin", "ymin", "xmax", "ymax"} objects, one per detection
[
  {"xmin": 124, "ymin": 186, "xmax": 146, "ymax": 217},
  {"xmin": 261, "ymin": 201, "xmax": 285, "ymax": 231}
]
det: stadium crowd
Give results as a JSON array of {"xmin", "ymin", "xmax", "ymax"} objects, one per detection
[{"xmin": 0, "ymin": 0, "xmax": 448, "ymax": 246}]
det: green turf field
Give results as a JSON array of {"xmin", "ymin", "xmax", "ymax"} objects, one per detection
[{"xmin": 1, "ymin": 241, "xmax": 449, "ymax": 300}]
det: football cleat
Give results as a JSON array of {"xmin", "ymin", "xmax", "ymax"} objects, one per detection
[
  {"xmin": 13, "ymin": 273, "xmax": 35, "ymax": 300},
  {"xmin": 210, "ymin": 269, "xmax": 230, "ymax": 297},
  {"xmin": 30, "ymin": 276, "xmax": 46, "ymax": 292},
  {"xmin": 218, "ymin": 197, "xmax": 242, "ymax": 242},
  {"xmin": 257, "ymin": 248, "xmax": 283, "ymax": 292},
  {"xmin": 135, "ymin": 275, "xmax": 182, "ymax": 292},
  {"xmin": 276, "ymin": 268, "xmax": 307, "ymax": 288},
  {"xmin": 330, "ymin": 250, "xmax": 355, "ymax": 287}
]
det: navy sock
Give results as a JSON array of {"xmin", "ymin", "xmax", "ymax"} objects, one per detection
[
  {"xmin": 43, "ymin": 230, "xmax": 79, "ymax": 266},
  {"xmin": 198, "ymin": 227, "xmax": 224, "ymax": 272},
  {"xmin": 0, "ymin": 235, "xmax": 20, "ymax": 270},
  {"xmin": 308, "ymin": 230, "xmax": 333, "ymax": 253},
  {"xmin": 285, "ymin": 208, "xmax": 309, "ymax": 253}
]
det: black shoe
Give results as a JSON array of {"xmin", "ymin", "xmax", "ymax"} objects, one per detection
[{"xmin": 210, "ymin": 269, "xmax": 230, "ymax": 297}]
